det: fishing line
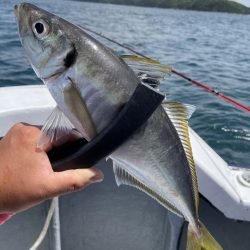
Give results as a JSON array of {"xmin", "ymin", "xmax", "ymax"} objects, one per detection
[
  {"xmin": 29, "ymin": 198, "xmax": 58, "ymax": 250},
  {"xmin": 81, "ymin": 26, "xmax": 250, "ymax": 113}
]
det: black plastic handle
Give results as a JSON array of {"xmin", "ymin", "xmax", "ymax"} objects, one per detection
[{"xmin": 47, "ymin": 83, "xmax": 164, "ymax": 171}]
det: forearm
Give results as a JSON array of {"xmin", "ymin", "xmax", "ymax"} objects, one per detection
[{"xmin": 0, "ymin": 213, "xmax": 14, "ymax": 225}]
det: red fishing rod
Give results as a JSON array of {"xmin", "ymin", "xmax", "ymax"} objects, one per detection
[{"xmin": 81, "ymin": 26, "xmax": 250, "ymax": 113}]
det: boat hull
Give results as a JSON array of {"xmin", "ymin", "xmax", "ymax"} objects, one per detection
[{"xmin": 0, "ymin": 85, "xmax": 250, "ymax": 249}]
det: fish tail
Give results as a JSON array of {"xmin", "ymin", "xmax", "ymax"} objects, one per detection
[{"xmin": 186, "ymin": 222, "xmax": 223, "ymax": 250}]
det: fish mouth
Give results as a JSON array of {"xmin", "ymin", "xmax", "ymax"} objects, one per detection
[
  {"xmin": 14, "ymin": 3, "xmax": 36, "ymax": 20},
  {"xmin": 42, "ymin": 69, "xmax": 65, "ymax": 81},
  {"xmin": 14, "ymin": 4, "xmax": 20, "ymax": 20}
]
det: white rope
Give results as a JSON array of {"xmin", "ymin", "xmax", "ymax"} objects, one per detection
[{"xmin": 29, "ymin": 197, "xmax": 57, "ymax": 250}]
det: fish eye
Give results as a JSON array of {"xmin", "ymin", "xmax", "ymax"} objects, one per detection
[
  {"xmin": 32, "ymin": 20, "xmax": 49, "ymax": 38},
  {"xmin": 35, "ymin": 22, "xmax": 44, "ymax": 34}
]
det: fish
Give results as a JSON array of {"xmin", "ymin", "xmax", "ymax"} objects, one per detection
[{"xmin": 15, "ymin": 3, "xmax": 222, "ymax": 250}]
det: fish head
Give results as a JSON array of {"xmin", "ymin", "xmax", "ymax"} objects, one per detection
[
  {"xmin": 15, "ymin": 3, "xmax": 75, "ymax": 80},
  {"xmin": 15, "ymin": 3, "xmax": 139, "ymax": 140},
  {"xmin": 15, "ymin": 3, "xmax": 109, "ymax": 140}
]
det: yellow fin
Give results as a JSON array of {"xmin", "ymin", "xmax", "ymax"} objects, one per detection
[
  {"xmin": 162, "ymin": 102, "xmax": 199, "ymax": 215},
  {"xmin": 187, "ymin": 222, "xmax": 223, "ymax": 250},
  {"xmin": 121, "ymin": 55, "xmax": 172, "ymax": 89}
]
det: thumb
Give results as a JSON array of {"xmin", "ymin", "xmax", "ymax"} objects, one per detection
[{"xmin": 49, "ymin": 167, "xmax": 104, "ymax": 196}]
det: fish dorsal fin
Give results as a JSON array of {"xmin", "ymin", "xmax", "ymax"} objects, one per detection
[
  {"xmin": 37, "ymin": 106, "xmax": 76, "ymax": 150},
  {"xmin": 162, "ymin": 102, "xmax": 199, "ymax": 213},
  {"xmin": 162, "ymin": 102, "xmax": 196, "ymax": 121},
  {"xmin": 121, "ymin": 55, "xmax": 172, "ymax": 89},
  {"xmin": 112, "ymin": 159, "xmax": 182, "ymax": 217}
]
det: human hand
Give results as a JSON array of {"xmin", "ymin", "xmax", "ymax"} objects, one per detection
[{"xmin": 0, "ymin": 123, "xmax": 104, "ymax": 213}]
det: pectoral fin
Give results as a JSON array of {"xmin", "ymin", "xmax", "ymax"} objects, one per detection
[
  {"xmin": 37, "ymin": 106, "xmax": 76, "ymax": 150},
  {"xmin": 63, "ymin": 79, "xmax": 97, "ymax": 140}
]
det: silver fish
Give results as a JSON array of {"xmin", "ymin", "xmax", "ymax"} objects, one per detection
[{"xmin": 15, "ymin": 3, "xmax": 222, "ymax": 250}]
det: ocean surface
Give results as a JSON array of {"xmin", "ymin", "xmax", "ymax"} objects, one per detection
[{"xmin": 0, "ymin": 0, "xmax": 249, "ymax": 167}]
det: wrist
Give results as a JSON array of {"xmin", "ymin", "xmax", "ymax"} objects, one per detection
[{"xmin": 0, "ymin": 212, "xmax": 14, "ymax": 225}]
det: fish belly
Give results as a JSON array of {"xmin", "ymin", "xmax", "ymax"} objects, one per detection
[{"xmin": 111, "ymin": 106, "xmax": 197, "ymax": 226}]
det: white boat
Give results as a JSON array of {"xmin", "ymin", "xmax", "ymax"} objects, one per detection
[{"xmin": 0, "ymin": 85, "xmax": 250, "ymax": 250}]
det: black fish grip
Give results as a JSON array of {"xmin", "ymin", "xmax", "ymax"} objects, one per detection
[{"xmin": 48, "ymin": 83, "xmax": 164, "ymax": 171}]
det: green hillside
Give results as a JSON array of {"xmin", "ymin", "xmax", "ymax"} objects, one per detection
[{"xmin": 74, "ymin": 0, "xmax": 250, "ymax": 14}]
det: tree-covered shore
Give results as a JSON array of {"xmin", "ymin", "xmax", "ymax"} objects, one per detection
[{"xmin": 74, "ymin": 0, "xmax": 250, "ymax": 14}]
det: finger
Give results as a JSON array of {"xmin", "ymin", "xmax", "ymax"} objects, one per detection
[
  {"xmin": 19, "ymin": 123, "xmax": 42, "ymax": 130},
  {"xmin": 9, "ymin": 123, "xmax": 41, "ymax": 145},
  {"xmin": 39, "ymin": 129, "xmax": 83, "ymax": 152},
  {"xmin": 15, "ymin": 124, "xmax": 52, "ymax": 152},
  {"xmin": 48, "ymin": 167, "xmax": 104, "ymax": 196},
  {"xmin": 52, "ymin": 129, "xmax": 83, "ymax": 148}
]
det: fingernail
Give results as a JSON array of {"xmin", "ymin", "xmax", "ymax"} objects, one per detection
[{"xmin": 89, "ymin": 170, "xmax": 104, "ymax": 183}]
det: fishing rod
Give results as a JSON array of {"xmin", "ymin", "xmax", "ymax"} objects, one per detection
[{"xmin": 81, "ymin": 26, "xmax": 250, "ymax": 113}]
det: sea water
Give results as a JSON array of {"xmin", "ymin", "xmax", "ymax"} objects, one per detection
[{"xmin": 0, "ymin": 0, "xmax": 249, "ymax": 166}]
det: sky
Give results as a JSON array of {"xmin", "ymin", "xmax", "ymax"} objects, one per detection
[{"xmin": 234, "ymin": 0, "xmax": 250, "ymax": 7}]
